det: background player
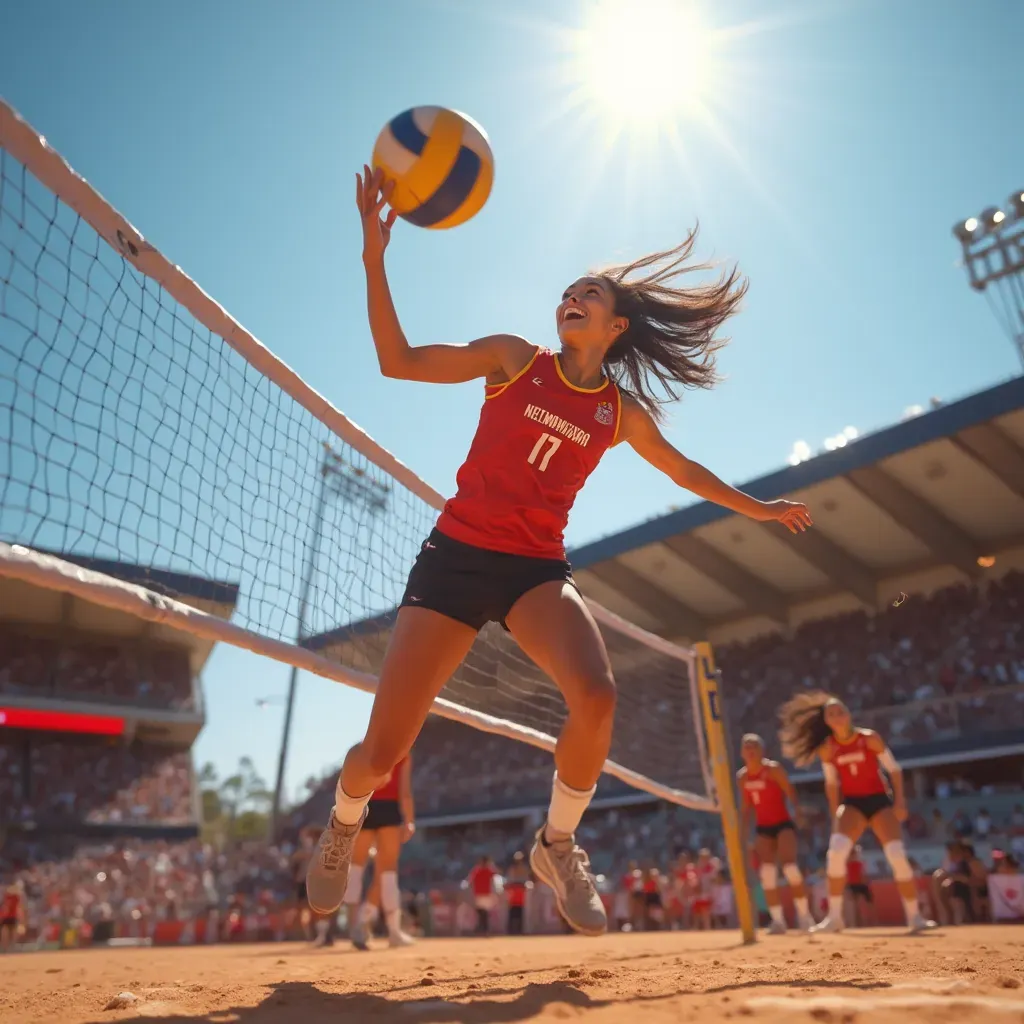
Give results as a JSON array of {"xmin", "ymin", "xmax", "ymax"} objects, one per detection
[
  {"xmin": 0, "ymin": 882, "xmax": 25, "ymax": 953},
  {"xmin": 737, "ymin": 733, "xmax": 813, "ymax": 933},
  {"xmin": 343, "ymin": 755, "xmax": 415, "ymax": 950},
  {"xmin": 306, "ymin": 166, "xmax": 813, "ymax": 937},
  {"xmin": 779, "ymin": 692, "xmax": 936, "ymax": 934}
]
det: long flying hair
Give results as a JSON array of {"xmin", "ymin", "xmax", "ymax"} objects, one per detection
[
  {"xmin": 598, "ymin": 227, "xmax": 747, "ymax": 420},
  {"xmin": 778, "ymin": 690, "xmax": 839, "ymax": 767}
]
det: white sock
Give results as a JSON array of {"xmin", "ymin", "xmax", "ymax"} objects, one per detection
[
  {"xmin": 902, "ymin": 896, "xmax": 919, "ymax": 922},
  {"xmin": 794, "ymin": 895, "xmax": 810, "ymax": 918},
  {"xmin": 386, "ymin": 909, "xmax": 403, "ymax": 937},
  {"xmin": 768, "ymin": 904, "xmax": 785, "ymax": 925},
  {"xmin": 544, "ymin": 773, "xmax": 596, "ymax": 842},
  {"xmin": 359, "ymin": 902, "xmax": 379, "ymax": 926},
  {"xmin": 828, "ymin": 894, "xmax": 844, "ymax": 921},
  {"xmin": 334, "ymin": 777, "xmax": 372, "ymax": 826},
  {"xmin": 342, "ymin": 864, "xmax": 364, "ymax": 906},
  {"xmin": 315, "ymin": 919, "xmax": 329, "ymax": 939}
]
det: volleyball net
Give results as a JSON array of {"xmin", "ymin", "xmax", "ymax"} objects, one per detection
[{"xmin": 0, "ymin": 98, "xmax": 721, "ymax": 815}]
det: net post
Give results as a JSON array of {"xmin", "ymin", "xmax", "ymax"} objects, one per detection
[{"xmin": 694, "ymin": 641, "xmax": 757, "ymax": 945}]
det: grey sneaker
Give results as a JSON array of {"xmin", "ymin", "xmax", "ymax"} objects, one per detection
[
  {"xmin": 529, "ymin": 826, "xmax": 607, "ymax": 937},
  {"xmin": 305, "ymin": 807, "xmax": 365, "ymax": 916}
]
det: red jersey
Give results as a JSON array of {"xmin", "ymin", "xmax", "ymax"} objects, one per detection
[
  {"xmin": 824, "ymin": 730, "xmax": 888, "ymax": 798},
  {"xmin": 436, "ymin": 348, "xmax": 621, "ymax": 558},
  {"xmin": 468, "ymin": 864, "xmax": 496, "ymax": 897},
  {"xmin": 740, "ymin": 763, "xmax": 791, "ymax": 827},
  {"xmin": 371, "ymin": 757, "xmax": 407, "ymax": 802},
  {"xmin": 1, "ymin": 891, "xmax": 21, "ymax": 919}
]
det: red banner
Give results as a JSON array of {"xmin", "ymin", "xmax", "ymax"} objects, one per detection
[{"xmin": 0, "ymin": 706, "xmax": 125, "ymax": 735}]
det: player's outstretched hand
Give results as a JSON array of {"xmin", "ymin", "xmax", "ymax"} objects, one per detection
[
  {"xmin": 356, "ymin": 165, "xmax": 398, "ymax": 263},
  {"xmin": 759, "ymin": 499, "xmax": 813, "ymax": 534}
]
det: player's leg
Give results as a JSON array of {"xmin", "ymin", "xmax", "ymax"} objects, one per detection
[
  {"xmin": 505, "ymin": 580, "xmax": 615, "ymax": 936},
  {"xmin": 373, "ymin": 826, "xmax": 413, "ymax": 947},
  {"xmin": 811, "ymin": 804, "xmax": 865, "ymax": 933},
  {"xmin": 305, "ymin": 607, "xmax": 478, "ymax": 916},
  {"xmin": 342, "ymin": 829, "xmax": 375, "ymax": 950},
  {"xmin": 777, "ymin": 826, "xmax": 813, "ymax": 930},
  {"xmin": 871, "ymin": 809, "xmax": 936, "ymax": 932},
  {"xmin": 755, "ymin": 832, "xmax": 786, "ymax": 934}
]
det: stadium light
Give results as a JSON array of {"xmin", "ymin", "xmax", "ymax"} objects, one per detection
[
  {"xmin": 269, "ymin": 442, "xmax": 392, "ymax": 838},
  {"xmin": 953, "ymin": 190, "xmax": 1024, "ymax": 369}
]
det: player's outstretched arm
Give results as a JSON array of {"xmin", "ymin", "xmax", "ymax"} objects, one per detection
[
  {"xmin": 356, "ymin": 165, "xmax": 534, "ymax": 384},
  {"xmin": 619, "ymin": 399, "xmax": 813, "ymax": 534}
]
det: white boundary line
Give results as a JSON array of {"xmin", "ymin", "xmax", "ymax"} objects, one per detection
[{"xmin": 0, "ymin": 98, "xmax": 717, "ymax": 813}]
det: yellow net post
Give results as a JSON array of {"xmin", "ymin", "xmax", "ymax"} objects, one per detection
[{"xmin": 695, "ymin": 641, "xmax": 757, "ymax": 944}]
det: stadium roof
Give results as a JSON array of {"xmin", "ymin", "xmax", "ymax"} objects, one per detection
[
  {"xmin": 0, "ymin": 551, "xmax": 240, "ymax": 675},
  {"xmin": 571, "ymin": 375, "xmax": 1024, "ymax": 645},
  {"xmin": 304, "ymin": 375, "xmax": 1024, "ymax": 657}
]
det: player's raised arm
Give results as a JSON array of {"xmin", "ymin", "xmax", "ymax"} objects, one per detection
[
  {"xmin": 357, "ymin": 166, "xmax": 534, "ymax": 384},
  {"xmin": 618, "ymin": 399, "xmax": 813, "ymax": 534}
]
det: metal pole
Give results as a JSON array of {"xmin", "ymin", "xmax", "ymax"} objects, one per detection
[{"xmin": 270, "ymin": 448, "xmax": 331, "ymax": 838}]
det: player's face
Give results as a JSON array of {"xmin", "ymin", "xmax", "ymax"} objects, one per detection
[
  {"xmin": 824, "ymin": 699, "xmax": 851, "ymax": 735},
  {"xmin": 556, "ymin": 277, "xmax": 627, "ymax": 349},
  {"xmin": 741, "ymin": 738, "xmax": 763, "ymax": 767}
]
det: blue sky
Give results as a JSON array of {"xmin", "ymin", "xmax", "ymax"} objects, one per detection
[{"xmin": 2, "ymin": 0, "xmax": 1022, "ymax": 807}]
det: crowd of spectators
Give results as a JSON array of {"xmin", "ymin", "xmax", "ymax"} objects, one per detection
[
  {"xmin": 721, "ymin": 570, "xmax": 1024, "ymax": 754},
  {"xmin": 3, "ymin": 571, "xmax": 1024, "ymax": 942},
  {"xmin": 0, "ymin": 737, "xmax": 195, "ymax": 824},
  {"xmin": 0, "ymin": 630, "xmax": 193, "ymax": 710}
]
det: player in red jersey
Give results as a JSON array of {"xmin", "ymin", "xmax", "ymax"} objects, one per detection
[
  {"xmin": 738, "ymin": 733, "xmax": 814, "ymax": 934},
  {"xmin": 306, "ymin": 166, "xmax": 814, "ymax": 937},
  {"xmin": 341, "ymin": 755, "xmax": 415, "ymax": 950},
  {"xmin": 1, "ymin": 883, "xmax": 26, "ymax": 952},
  {"xmin": 779, "ymin": 692, "xmax": 936, "ymax": 934}
]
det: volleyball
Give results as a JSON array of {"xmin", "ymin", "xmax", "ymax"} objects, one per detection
[{"xmin": 372, "ymin": 107, "xmax": 494, "ymax": 230}]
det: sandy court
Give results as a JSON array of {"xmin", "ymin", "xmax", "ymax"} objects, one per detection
[{"xmin": 3, "ymin": 926, "xmax": 1024, "ymax": 1023}]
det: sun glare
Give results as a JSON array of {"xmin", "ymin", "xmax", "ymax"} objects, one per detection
[{"xmin": 570, "ymin": 0, "xmax": 721, "ymax": 136}]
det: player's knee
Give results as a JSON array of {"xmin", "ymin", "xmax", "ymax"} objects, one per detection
[
  {"xmin": 358, "ymin": 740, "xmax": 404, "ymax": 782},
  {"xmin": 759, "ymin": 863, "xmax": 778, "ymax": 892},
  {"xmin": 883, "ymin": 840, "xmax": 913, "ymax": 882},
  {"xmin": 782, "ymin": 862, "xmax": 804, "ymax": 887},
  {"xmin": 570, "ymin": 671, "xmax": 616, "ymax": 725},
  {"xmin": 826, "ymin": 833, "xmax": 853, "ymax": 879}
]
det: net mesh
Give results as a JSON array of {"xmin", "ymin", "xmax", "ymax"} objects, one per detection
[{"xmin": 0, "ymin": 116, "xmax": 711, "ymax": 809}]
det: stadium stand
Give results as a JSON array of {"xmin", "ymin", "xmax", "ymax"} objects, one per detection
[{"xmin": 4, "ymin": 379, "xmax": 1024, "ymax": 941}]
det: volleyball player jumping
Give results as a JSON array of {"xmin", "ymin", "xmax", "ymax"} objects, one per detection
[
  {"xmin": 306, "ymin": 167, "xmax": 813, "ymax": 936},
  {"xmin": 779, "ymin": 693, "xmax": 936, "ymax": 934}
]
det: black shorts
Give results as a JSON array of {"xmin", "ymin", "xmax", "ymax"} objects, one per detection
[
  {"xmin": 756, "ymin": 820, "xmax": 796, "ymax": 840},
  {"xmin": 295, "ymin": 881, "xmax": 307, "ymax": 903},
  {"xmin": 847, "ymin": 883, "xmax": 872, "ymax": 902},
  {"xmin": 645, "ymin": 891, "xmax": 662, "ymax": 908},
  {"xmin": 1, "ymin": 916, "xmax": 17, "ymax": 929},
  {"xmin": 951, "ymin": 881, "xmax": 972, "ymax": 904},
  {"xmin": 400, "ymin": 528, "xmax": 577, "ymax": 632},
  {"xmin": 364, "ymin": 799, "xmax": 403, "ymax": 831},
  {"xmin": 843, "ymin": 793, "xmax": 892, "ymax": 821}
]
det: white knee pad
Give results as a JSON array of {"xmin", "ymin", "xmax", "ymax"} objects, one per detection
[
  {"xmin": 343, "ymin": 864, "xmax": 364, "ymax": 905},
  {"xmin": 826, "ymin": 832, "xmax": 854, "ymax": 881},
  {"xmin": 380, "ymin": 870, "xmax": 400, "ymax": 913},
  {"xmin": 883, "ymin": 840, "xmax": 913, "ymax": 882},
  {"xmin": 759, "ymin": 862, "xmax": 779, "ymax": 892},
  {"xmin": 782, "ymin": 862, "xmax": 804, "ymax": 888}
]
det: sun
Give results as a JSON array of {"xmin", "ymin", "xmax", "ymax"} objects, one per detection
[{"xmin": 568, "ymin": 0, "xmax": 723, "ymax": 137}]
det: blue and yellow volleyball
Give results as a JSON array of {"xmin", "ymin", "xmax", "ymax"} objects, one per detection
[{"xmin": 372, "ymin": 107, "xmax": 494, "ymax": 230}]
